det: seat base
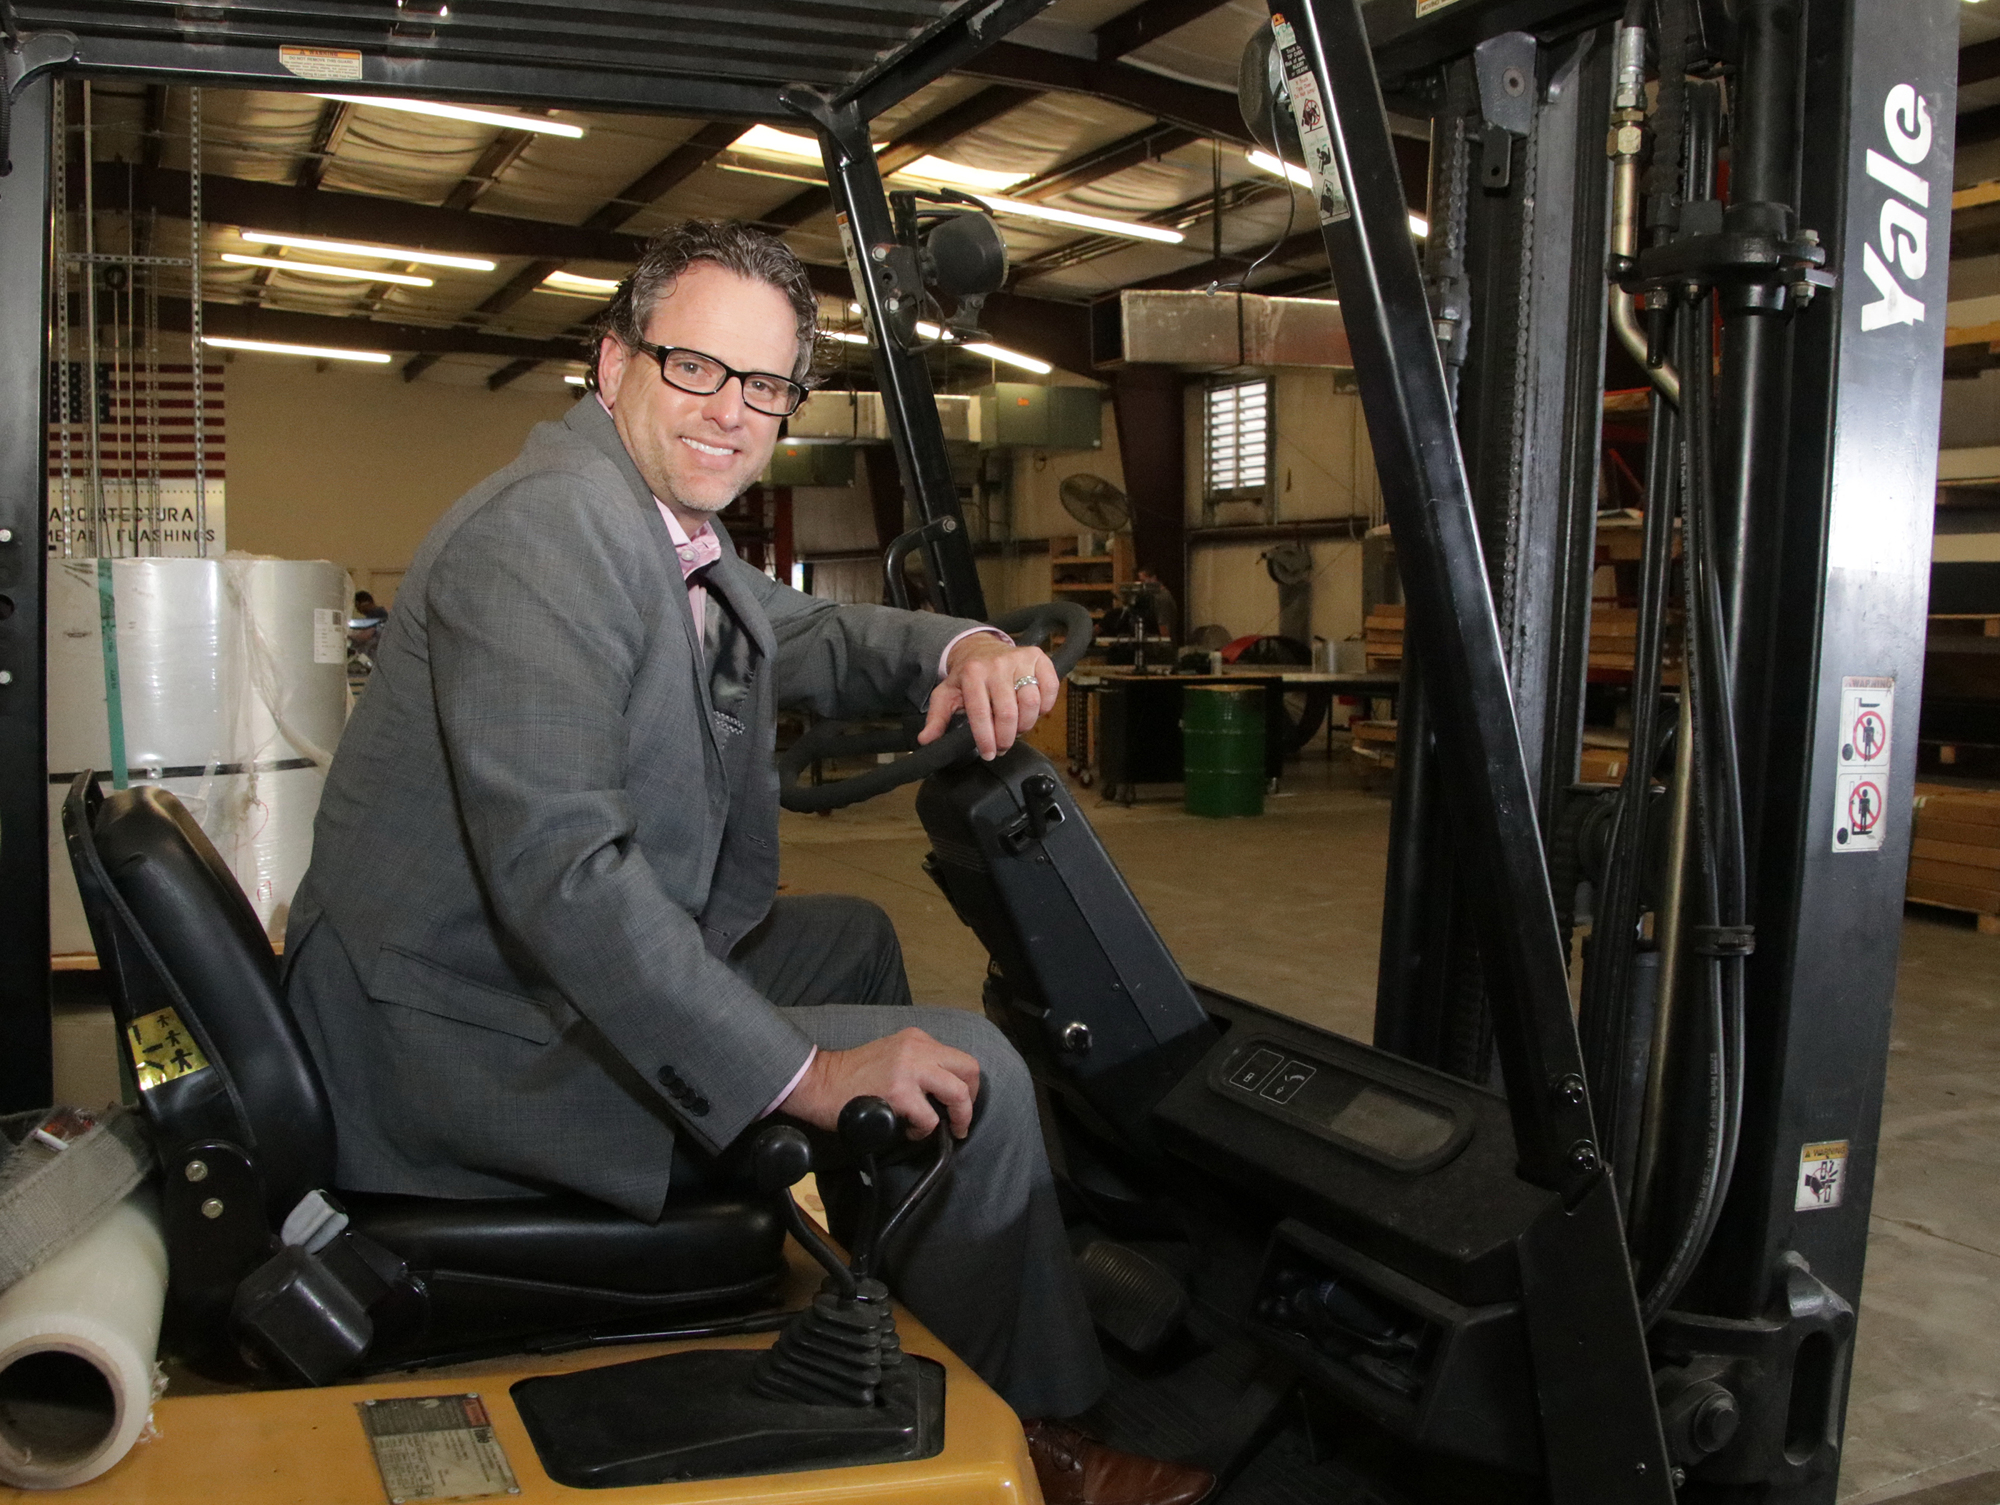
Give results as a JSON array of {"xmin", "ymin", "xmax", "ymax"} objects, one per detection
[{"xmin": 513, "ymin": 1350, "xmax": 945, "ymax": 1489}]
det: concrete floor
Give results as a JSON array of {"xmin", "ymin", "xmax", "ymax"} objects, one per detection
[{"xmin": 46, "ymin": 749, "xmax": 1999, "ymax": 1500}]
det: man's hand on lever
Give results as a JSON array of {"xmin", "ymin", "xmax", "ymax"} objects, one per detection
[
  {"xmin": 779, "ymin": 1027, "xmax": 981, "ymax": 1140},
  {"xmin": 920, "ymin": 635, "xmax": 1060, "ymax": 761}
]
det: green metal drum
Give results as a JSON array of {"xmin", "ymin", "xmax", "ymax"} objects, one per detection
[{"xmin": 1183, "ymin": 684, "xmax": 1265, "ymax": 817}]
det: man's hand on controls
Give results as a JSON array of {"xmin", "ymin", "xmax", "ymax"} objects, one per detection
[
  {"xmin": 778, "ymin": 1027, "xmax": 980, "ymax": 1140},
  {"xmin": 921, "ymin": 635, "xmax": 1059, "ymax": 761}
]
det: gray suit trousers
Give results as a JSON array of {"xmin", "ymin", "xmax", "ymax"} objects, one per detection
[
  {"xmin": 290, "ymin": 893, "xmax": 1106, "ymax": 1421},
  {"xmin": 724, "ymin": 894, "xmax": 1107, "ymax": 1421}
]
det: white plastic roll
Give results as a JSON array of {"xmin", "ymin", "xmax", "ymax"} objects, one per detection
[
  {"xmin": 0, "ymin": 1191, "xmax": 167, "ymax": 1489},
  {"xmin": 46, "ymin": 556, "xmax": 351, "ymax": 952}
]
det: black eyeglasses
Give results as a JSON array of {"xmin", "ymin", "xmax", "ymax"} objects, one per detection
[{"xmin": 631, "ymin": 341, "xmax": 810, "ymax": 417}]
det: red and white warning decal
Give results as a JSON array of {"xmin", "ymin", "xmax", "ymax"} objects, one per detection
[
  {"xmin": 1270, "ymin": 16, "xmax": 1351, "ymax": 226},
  {"xmin": 1833, "ymin": 675, "xmax": 1893, "ymax": 853}
]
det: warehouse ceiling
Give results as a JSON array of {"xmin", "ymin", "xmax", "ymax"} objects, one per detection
[
  {"xmin": 59, "ymin": 0, "xmax": 1360, "ymax": 393},
  {"xmin": 44, "ymin": 0, "xmax": 2000, "ymax": 391}
]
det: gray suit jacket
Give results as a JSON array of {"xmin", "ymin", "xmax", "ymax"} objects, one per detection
[{"xmin": 285, "ymin": 397, "xmax": 973, "ymax": 1216}]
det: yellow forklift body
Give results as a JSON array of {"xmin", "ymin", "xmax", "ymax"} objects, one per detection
[{"xmin": 2, "ymin": 1240, "xmax": 1042, "ymax": 1505}]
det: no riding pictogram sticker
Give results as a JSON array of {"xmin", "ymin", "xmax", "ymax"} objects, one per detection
[
  {"xmin": 1848, "ymin": 708, "xmax": 1887, "ymax": 764},
  {"xmin": 1833, "ymin": 676, "xmax": 1894, "ymax": 854},
  {"xmin": 1845, "ymin": 780, "xmax": 1882, "ymax": 839}
]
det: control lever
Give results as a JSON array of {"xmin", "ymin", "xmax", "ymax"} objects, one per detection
[{"xmin": 748, "ymin": 1098, "xmax": 959, "ymax": 1407}]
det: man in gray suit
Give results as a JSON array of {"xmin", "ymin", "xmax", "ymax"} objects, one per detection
[{"xmin": 286, "ymin": 221, "xmax": 1210, "ymax": 1505}]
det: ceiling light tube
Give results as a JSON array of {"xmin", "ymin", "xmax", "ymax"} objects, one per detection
[
  {"xmin": 971, "ymin": 194, "xmax": 1184, "ymax": 245},
  {"xmin": 729, "ymin": 124, "xmax": 873, "ymax": 162},
  {"xmin": 201, "ymin": 335, "xmax": 391, "ymax": 363},
  {"xmin": 237, "ymin": 231, "xmax": 495, "ymax": 271},
  {"xmin": 1247, "ymin": 148, "xmax": 1313, "ymax": 188},
  {"xmin": 963, "ymin": 341, "xmax": 1052, "ymax": 374},
  {"xmin": 1247, "ymin": 150, "xmax": 1428, "ymax": 236},
  {"xmin": 220, "ymin": 252, "xmax": 433, "ymax": 286},
  {"xmin": 906, "ymin": 320, "xmax": 1051, "ymax": 373},
  {"xmin": 542, "ymin": 269, "xmax": 621, "ymax": 296},
  {"xmin": 311, "ymin": 94, "xmax": 584, "ymax": 138},
  {"xmin": 893, "ymin": 155, "xmax": 1029, "ymax": 192}
]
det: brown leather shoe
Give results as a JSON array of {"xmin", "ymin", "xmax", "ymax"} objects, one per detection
[{"xmin": 1023, "ymin": 1419, "xmax": 1215, "ymax": 1505}]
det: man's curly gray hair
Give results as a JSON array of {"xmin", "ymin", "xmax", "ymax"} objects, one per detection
[{"xmin": 588, "ymin": 220, "xmax": 820, "ymax": 387}]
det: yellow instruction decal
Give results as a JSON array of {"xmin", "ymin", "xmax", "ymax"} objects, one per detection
[{"xmin": 126, "ymin": 1007, "xmax": 210, "ymax": 1091}]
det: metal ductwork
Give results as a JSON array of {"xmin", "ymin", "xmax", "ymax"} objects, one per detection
[{"xmin": 1091, "ymin": 290, "xmax": 1351, "ymax": 371}]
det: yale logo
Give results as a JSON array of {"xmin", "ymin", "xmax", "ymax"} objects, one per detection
[{"xmin": 1859, "ymin": 84, "xmax": 1936, "ymax": 331}]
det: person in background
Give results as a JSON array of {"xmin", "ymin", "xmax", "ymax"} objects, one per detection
[{"xmin": 1133, "ymin": 567, "xmax": 1178, "ymax": 644}]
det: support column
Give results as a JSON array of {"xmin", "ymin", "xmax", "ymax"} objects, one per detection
[
  {"xmin": 1107, "ymin": 367, "xmax": 1186, "ymax": 612},
  {"xmin": 0, "ymin": 74, "xmax": 55, "ymax": 1111}
]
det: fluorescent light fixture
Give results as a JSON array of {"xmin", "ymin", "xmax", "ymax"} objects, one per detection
[
  {"xmin": 220, "ymin": 252, "xmax": 434, "ymax": 286},
  {"xmin": 964, "ymin": 341, "xmax": 1052, "ymax": 374},
  {"xmin": 541, "ymin": 269, "xmax": 621, "ymax": 299},
  {"xmin": 238, "ymin": 231, "xmax": 494, "ymax": 272},
  {"xmin": 714, "ymin": 162, "xmax": 826, "ymax": 187},
  {"xmin": 564, "ymin": 374, "xmax": 587, "ymax": 386},
  {"xmin": 971, "ymin": 194, "xmax": 1183, "ymax": 245},
  {"xmin": 825, "ymin": 318, "xmax": 1045, "ymax": 370},
  {"xmin": 731, "ymin": 123, "xmax": 852, "ymax": 162},
  {"xmin": 1248, "ymin": 148, "xmax": 1312, "ymax": 188},
  {"xmin": 201, "ymin": 335, "xmax": 391, "ymax": 364},
  {"xmin": 311, "ymin": 94, "xmax": 585, "ymax": 138},
  {"xmin": 1247, "ymin": 151, "xmax": 1428, "ymax": 236},
  {"xmin": 894, "ymin": 155, "xmax": 1029, "ymax": 192}
]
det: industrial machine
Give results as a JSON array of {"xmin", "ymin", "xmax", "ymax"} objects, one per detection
[{"xmin": 0, "ymin": 0, "xmax": 1953, "ymax": 1502}]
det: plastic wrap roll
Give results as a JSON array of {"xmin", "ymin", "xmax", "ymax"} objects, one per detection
[
  {"xmin": 47, "ymin": 557, "xmax": 350, "ymax": 951},
  {"xmin": 0, "ymin": 1191, "xmax": 167, "ymax": 1490}
]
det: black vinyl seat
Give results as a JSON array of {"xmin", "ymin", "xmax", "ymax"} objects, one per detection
[{"xmin": 61, "ymin": 773, "xmax": 785, "ymax": 1381}]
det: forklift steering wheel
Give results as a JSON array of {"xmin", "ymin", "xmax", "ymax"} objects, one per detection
[{"xmin": 778, "ymin": 601, "xmax": 1093, "ymax": 814}]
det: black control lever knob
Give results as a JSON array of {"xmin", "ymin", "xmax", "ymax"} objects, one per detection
[
  {"xmin": 752, "ymin": 1124, "xmax": 814, "ymax": 1195},
  {"xmin": 836, "ymin": 1095, "xmax": 901, "ymax": 1158}
]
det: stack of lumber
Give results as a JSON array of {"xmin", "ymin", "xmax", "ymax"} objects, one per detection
[
  {"xmin": 1349, "ymin": 719, "xmax": 1399, "ymax": 771},
  {"xmin": 1909, "ymin": 785, "xmax": 2000, "ymax": 934},
  {"xmin": 1579, "ymin": 745, "xmax": 1629, "ymax": 785},
  {"xmin": 1587, "ymin": 606, "xmax": 1683, "ymax": 682},
  {"xmin": 1365, "ymin": 604, "xmax": 1404, "ymax": 669},
  {"xmin": 1366, "ymin": 601, "xmax": 1679, "ymax": 682}
]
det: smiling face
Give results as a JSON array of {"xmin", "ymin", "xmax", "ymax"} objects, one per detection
[{"xmin": 596, "ymin": 260, "xmax": 799, "ymax": 532}]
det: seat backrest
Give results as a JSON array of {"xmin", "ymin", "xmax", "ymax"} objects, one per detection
[{"xmin": 62, "ymin": 773, "xmax": 336, "ymax": 1219}]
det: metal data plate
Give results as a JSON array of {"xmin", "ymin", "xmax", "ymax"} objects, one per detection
[{"xmin": 357, "ymin": 1395, "xmax": 520, "ymax": 1504}]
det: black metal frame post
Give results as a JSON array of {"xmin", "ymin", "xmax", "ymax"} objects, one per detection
[
  {"xmin": 0, "ymin": 65, "xmax": 54, "ymax": 1112},
  {"xmin": 787, "ymin": 88, "xmax": 987, "ymax": 622},
  {"xmin": 1661, "ymin": 2, "xmax": 1955, "ymax": 1497},
  {"xmin": 1268, "ymin": 4, "xmax": 1670, "ymax": 1498}
]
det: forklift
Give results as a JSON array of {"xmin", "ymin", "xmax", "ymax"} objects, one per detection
[{"xmin": 0, "ymin": 0, "xmax": 1953, "ymax": 1501}]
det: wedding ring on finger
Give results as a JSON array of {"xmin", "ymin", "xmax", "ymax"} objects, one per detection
[{"xmin": 1014, "ymin": 674, "xmax": 1040, "ymax": 691}]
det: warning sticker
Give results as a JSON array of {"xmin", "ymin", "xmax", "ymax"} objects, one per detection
[
  {"xmin": 279, "ymin": 44, "xmax": 364, "ymax": 82},
  {"xmin": 1795, "ymin": 1140, "xmax": 1850, "ymax": 1211},
  {"xmin": 313, "ymin": 607, "xmax": 345, "ymax": 665},
  {"xmin": 358, "ymin": 1395, "xmax": 519, "ymax": 1503},
  {"xmin": 127, "ymin": 1006, "xmax": 211, "ymax": 1092},
  {"xmin": 1832, "ymin": 675, "xmax": 1893, "ymax": 852},
  {"xmin": 1270, "ymin": 16, "xmax": 1351, "ymax": 225}
]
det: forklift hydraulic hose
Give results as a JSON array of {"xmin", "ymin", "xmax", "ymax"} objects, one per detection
[{"xmin": 1636, "ymin": 281, "xmax": 1750, "ymax": 1325}]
